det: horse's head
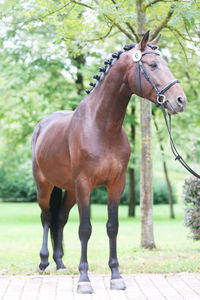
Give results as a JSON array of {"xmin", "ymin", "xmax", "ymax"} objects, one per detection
[{"xmin": 127, "ymin": 31, "xmax": 187, "ymax": 114}]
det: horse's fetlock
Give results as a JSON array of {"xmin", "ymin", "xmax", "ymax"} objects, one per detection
[
  {"xmin": 53, "ymin": 250, "xmax": 63, "ymax": 261},
  {"xmin": 109, "ymin": 258, "xmax": 119, "ymax": 269},
  {"xmin": 40, "ymin": 250, "xmax": 49, "ymax": 260},
  {"xmin": 79, "ymin": 262, "xmax": 89, "ymax": 273}
]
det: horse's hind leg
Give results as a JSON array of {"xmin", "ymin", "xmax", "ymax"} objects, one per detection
[
  {"xmin": 107, "ymin": 176, "xmax": 126, "ymax": 290},
  {"xmin": 51, "ymin": 189, "xmax": 76, "ymax": 271},
  {"xmin": 36, "ymin": 182, "xmax": 53, "ymax": 273},
  {"xmin": 38, "ymin": 209, "xmax": 51, "ymax": 273}
]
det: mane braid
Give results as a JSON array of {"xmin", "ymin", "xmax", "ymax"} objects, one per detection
[
  {"xmin": 147, "ymin": 43, "xmax": 158, "ymax": 50},
  {"xmin": 86, "ymin": 43, "xmax": 136, "ymax": 94}
]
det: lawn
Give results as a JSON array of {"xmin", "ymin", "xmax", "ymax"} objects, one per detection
[{"xmin": 0, "ymin": 202, "xmax": 200, "ymax": 275}]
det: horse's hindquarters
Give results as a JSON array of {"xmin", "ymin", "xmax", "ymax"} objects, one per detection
[{"xmin": 32, "ymin": 110, "xmax": 75, "ymax": 191}]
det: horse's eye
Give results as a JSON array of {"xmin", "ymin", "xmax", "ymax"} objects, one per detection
[{"xmin": 149, "ymin": 62, "xmax": 157, "ymax": 69}]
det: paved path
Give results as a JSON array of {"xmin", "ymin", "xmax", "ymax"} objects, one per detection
[{"xmin": 1, "ymin": 273, "xmax": 200, "ymax": 300}]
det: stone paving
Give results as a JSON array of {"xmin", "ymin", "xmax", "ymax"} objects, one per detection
[{"xmin": 1, "ymin": 273, "xmax": 200, "ymax": 300}]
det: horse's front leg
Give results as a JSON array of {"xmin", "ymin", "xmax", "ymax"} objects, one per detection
[
  {"xmin": 107, "ymin": 176, "xmax": 126, "ymax": 290},
  {"xmin": 75, "ymin": 178, "xmax": 93, "ymax": 294}
]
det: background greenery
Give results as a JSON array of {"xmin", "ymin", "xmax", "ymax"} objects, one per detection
[{"xmin": 90, "ymin": 181, "xmax": 177, "ymax": 205}]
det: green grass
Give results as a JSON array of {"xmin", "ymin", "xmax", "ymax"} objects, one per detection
[{"xmin": 0, "ymin": 202, "xmax": 200, "ymax": 275}]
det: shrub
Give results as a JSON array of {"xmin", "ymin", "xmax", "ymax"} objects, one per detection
[
  {"xmin": 153, "ymin": 181, "xmax": 177, "ymax": 205},
  {"xmin": 183, "ymin": 177, "xmax": 200, "ymax": 240},
  {"xmin": 0, "ymin": 164, "xmax": 36, "ymax": 202},
  {"xmin": 90, "ymin": 186, "xmax": 128, "ymax": 205},
  {"xmin": 135, "ymin": 181, "xmax": 176, "ymax": 205}
]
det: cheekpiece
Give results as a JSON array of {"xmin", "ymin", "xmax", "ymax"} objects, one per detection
[{"xmin": 132, "ymin": 50, "xmax": 142, "ymax": 62}]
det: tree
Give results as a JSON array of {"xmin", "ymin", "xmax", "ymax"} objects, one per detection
[{"xmin": 136, "ymin": 0, "xmax": 155, "ymax": 248}]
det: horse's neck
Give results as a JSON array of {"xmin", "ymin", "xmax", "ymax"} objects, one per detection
[{"xmin": 89, "ymin": 59, "xmax": 133, "ymax": 134}]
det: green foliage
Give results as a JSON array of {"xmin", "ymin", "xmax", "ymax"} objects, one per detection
[
  {"xmin": 0, "ymin": 165, "xmax": 36, "ymax": 203},
  {"xmin": 0, "ymin": 141, "xmax": 36, "ymax": 202},
  {"xmin": 137, "ymin": 181, "xmax": 177, "ymax": 205},
  {"xmin": 183, "ymin": 177, "xmax": 200, "ymax": 241},
  {"xmin": 154, "ymin": 181, "xmax": 177, "ymax": 205}
]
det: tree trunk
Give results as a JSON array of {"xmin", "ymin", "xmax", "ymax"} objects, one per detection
[
  {"xmin": 73, "ymin": 54, "xmax": 85, "ymax": 96},
  {"xmin": 129, "ymin": 105, "xmax": 136, "ymax": 217},
  {"xmin": 153, "ymin": 114, "xmax": 175, "ymax": 219},
  {"xmin": 129, "ymin": 168, "xmax": 136, "ymax": 217},
  {"xmin": 74, "ymin": 54, "xmax": 85, "ymax": 96},
  {"xmin": 140, "ymin": 99, "xmax": 155, "ymax": 248},
  {"xmin": 137, "ymin": 0, "xmax": 155, "ymax": 249},
  {"xmin": 163, "ymin": 161, "xmax": 175, "ymax": 219}
]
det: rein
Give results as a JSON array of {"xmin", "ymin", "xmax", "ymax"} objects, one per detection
[
  {"xmin": 160, "ymin": 103, "xmax": 200, "ymax": 179},
  {"xmin": 134, "ymin": 48, "xmax": 200, "ymax": 179}
]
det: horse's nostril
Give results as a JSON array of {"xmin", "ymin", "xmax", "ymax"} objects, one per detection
[{"xmin": 177, "ymin": 96, "xmax": 184, "ymax": 106}]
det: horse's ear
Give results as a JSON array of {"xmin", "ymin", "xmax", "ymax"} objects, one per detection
[
  {"xmin": 150, "ymin": 34, "xmax": 161, "ymax": 45},
  {"xmin": 138, "ymin": 30, "xmax": 149, "ymax": 51}
]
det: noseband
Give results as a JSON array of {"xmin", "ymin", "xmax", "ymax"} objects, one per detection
[{"xmin": 133, "ymin": 48, "xmax": 200, "ymax": 179}]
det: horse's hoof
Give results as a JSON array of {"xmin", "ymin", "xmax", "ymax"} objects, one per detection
[
  {"xmin": 36, "ymin": 265, "xmax": 50, "ymax": 274},
  {"xmin": 57, "ymin": 267, "xmax": 68, "ymax": 274},
  {"xmin": 77, "ymin": 282, "xmax": 94, "ymax": 294},
  {"xmin": 110, "ymin": 278, "xmax": 126, "ymax": 290}
]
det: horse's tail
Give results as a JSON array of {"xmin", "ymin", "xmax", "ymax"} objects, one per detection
[{"xmin": 49, "ymin": 186, "xmax": 63, "ymax": 248}]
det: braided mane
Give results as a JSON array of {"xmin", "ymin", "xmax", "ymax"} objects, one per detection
[
  {"xmin": 85, "ymin": 43, "xmax": 158, "ymax": 94},
  {"xmin": 85, "ymin": 43, "xmax": 136, "ymax": 94}
]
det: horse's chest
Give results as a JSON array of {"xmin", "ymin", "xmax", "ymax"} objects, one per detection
[
  {"xmin": 91, "ymin": 155, "xmax": 125, "ymax": 186},
  {"xmin": 71, "ymin": 131, "xmax": 130, "ymax": 186}
]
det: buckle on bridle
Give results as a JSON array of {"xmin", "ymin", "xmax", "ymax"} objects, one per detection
[{"xmin": 157, "ymin": 94, "xmax": 166, "ymax": 105}]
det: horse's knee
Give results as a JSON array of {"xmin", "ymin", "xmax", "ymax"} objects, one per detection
[
  {"xmin": 107, "ymin": 202, "xmax": 119, "ymax": 238},
  {"xmin": 79, "ymin": 222, "xmax": 92, "ymax": 241}
]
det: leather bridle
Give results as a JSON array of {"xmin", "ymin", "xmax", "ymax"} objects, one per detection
[
  {"xmin": 134, "ymin": 48, "xmax": 200, "ymax": 179},
  {"xmin": 135, "ymin": 49, "xmax": 179, "ymax": 105}
]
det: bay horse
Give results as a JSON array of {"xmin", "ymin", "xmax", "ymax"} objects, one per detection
[{"xmin": 32, "ymin": 31, "xmax": 186, "ymax": 294}]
